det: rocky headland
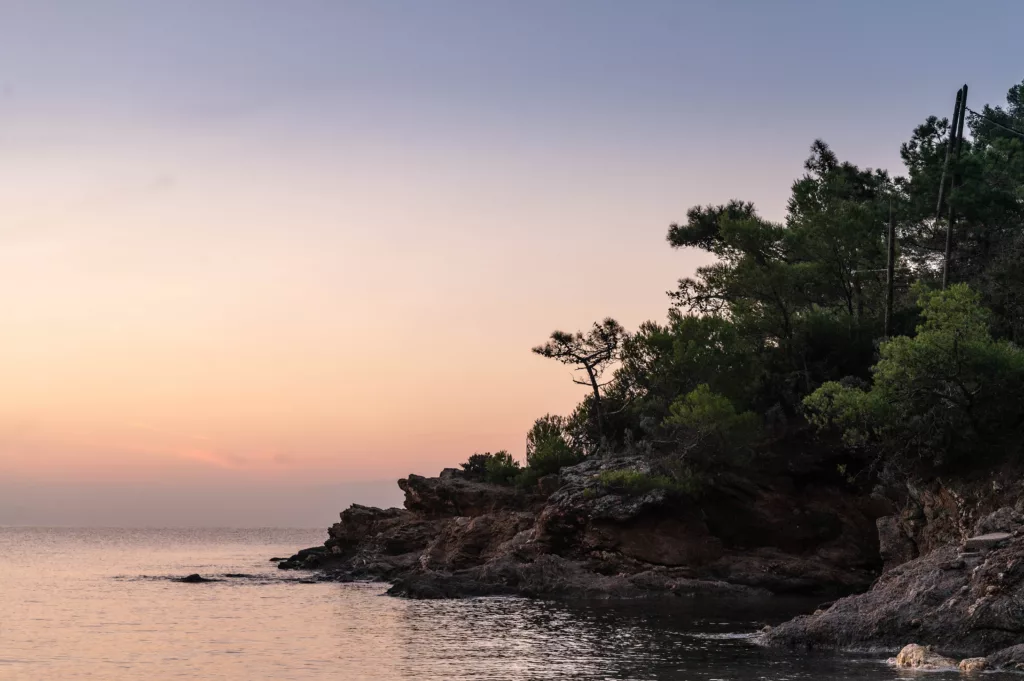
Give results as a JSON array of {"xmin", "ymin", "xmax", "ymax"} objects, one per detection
[
  {"xmin": 280, "ymin": 452, "xmax": 883, "ymax": 599},
  {"xmin": 280, "ymin": 456, "xmax": 1024, "ymax": 662}
]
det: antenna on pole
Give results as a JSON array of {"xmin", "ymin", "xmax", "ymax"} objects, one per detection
[
  {"xmin": 885, "ymin": 193, "xmax": 896, "ymax": 339},
  {"xmin": 942, "ymin": 84, "xmax": 968, "ymax": 290},
  {"xmin": 936, "ymin": 88, "xmax": 963, "ymax": 218}
]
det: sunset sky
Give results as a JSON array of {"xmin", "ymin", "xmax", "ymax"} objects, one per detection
[{"xmin": 2, "ymin": 1, "xmax": 1022, "ymax": 525}]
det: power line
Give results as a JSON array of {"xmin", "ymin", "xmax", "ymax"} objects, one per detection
[{"xmin": 965, "ymin": 106, "xmax": 1024, "ymax": 139}]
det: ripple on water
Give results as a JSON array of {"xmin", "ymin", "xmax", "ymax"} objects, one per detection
[{"xmin": 1, "ymin": 528, "xmax": 1019, "ymax": 681}]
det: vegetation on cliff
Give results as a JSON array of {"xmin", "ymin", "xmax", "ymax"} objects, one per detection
[{"xmin": 473, "ymin": 78, "xmax": 1024, "ymax": 490}]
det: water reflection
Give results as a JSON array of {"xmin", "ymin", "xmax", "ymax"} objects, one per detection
[
  {"xmin": 384, "ymin": 596, "xmax": 844, "ymax": 681},
  {"xmin": 0, "ymin": 529, "xmax": 1014, "ymax": 681}
]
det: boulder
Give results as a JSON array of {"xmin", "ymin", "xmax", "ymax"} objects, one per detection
[
  {"xmin": 958, "ymin": 657, "xmax": 987, "ymax": 672},
  {"xmin": 892, "ymin": 644, "xmax": 957, "ymax": 670}
]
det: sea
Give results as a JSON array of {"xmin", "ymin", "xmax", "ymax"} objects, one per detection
[{"xmin": 0, "ymin": 527, "xmax": 998, "ymax": 680}]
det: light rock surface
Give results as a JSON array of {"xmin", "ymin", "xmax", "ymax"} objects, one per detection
[
  {"xmin": 963, "ymin": 532, "xmax": 1011, "ymax": 552},
  {"xmin": 958, "ymin": 657, "xmax": 987, "ymax": 672},
  {"xmin": 892, "ymin": 644, "xmax": 957, "ymax": 670}
]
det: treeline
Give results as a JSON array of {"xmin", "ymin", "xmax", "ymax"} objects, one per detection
[{"xmin": 465, "ymin": 79, "xmax": 1024, "ymax": 490}]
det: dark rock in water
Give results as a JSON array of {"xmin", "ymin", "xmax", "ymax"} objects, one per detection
[
  {"xmin": 387, "ymin": 553, "xmax": 769, "ymax": 600},
  {"xmin": 177, "ymin": 574, "xmax": 218, "ymax": 583},
  {"xmin": 268, "ymin": 557, "xmax": 286, "ymax": 562},
  {"xmin": 222, "ymin": 573, "xmax": 254, "ymax": 579},
  {"xmin": 761, "ymin": 507, "xmax": 1024, "ymax": 657},
  {"xmin": 277, "ymin": 545, "xmax": 330, "ymax": 570}
]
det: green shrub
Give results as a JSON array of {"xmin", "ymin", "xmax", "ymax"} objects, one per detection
[
  {"xmin": 513, "ymin": 466, "xmax": 540, "ymax": 490},
  {"xmin": 804, "ymin": 284, "xmax": 1024, "ymax": 468},
  {"xmin": 460, "ymin": 453, "xmax": 492, "ymax": 480},
  {"xmin": 596, "ymin": 468, "xmax": 700, "ymax": 497},
  {"xmin": 662, "ymin": 384, "xmax": 760, "ymax": 466},
  {"xmin": 460, "ymin": 451, "xmax": 522, "ymax": 484},
  {"xmin": 483, "ymin": 450, "xmax": 521, "ymax": 484},
  {"xmin": 526, "ymin": 414, "xmax": 585, "ymax": 476}
]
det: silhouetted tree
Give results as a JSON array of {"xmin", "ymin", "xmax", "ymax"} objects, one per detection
[{"xmin": 532, "ymin": 318, "xmax": 626, "ymax": 433}]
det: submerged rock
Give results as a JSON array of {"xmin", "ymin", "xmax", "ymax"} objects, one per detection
[{"xmin": 177, "ymin": 574, "xmax": 218, "ymax": 583}]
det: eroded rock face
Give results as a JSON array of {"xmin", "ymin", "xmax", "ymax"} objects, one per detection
[
  {"xmin": 419, "ymin": 511, "xmax": 536, "ymax": 572},
  {"xmin": 871, "ymin": 473, "xmax": 1024, "ymax": 573},
  {"xmin": 279, "ymin": 454, "xmax": 884, "ymax": 600},
  {"xmin": 760, "ymin": 508, "xmax": 1024, "ymax": 657},
  {"xmin": 988, "ymin": 644, "xmax": 1024, "ymax": 670},
  {"xmin": 876, "ymin": 515, "xmax": 916, "ymax": 570},
  {"xmin": 531, "ymin": 457, "xmax": 881, "ymax": 596},
  {"xmin": 398, "ymin": 470, "xmax": 537, "ymax": 517}
]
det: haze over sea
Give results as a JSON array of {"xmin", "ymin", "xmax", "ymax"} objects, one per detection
[{"xmin": 0, "ymin": 526, "xmax": 1008, "ymax": 681}]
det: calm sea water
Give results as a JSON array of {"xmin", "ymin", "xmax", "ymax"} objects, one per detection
[{"xmin": 0, "ymin": 527, "xmax": 987, "ymax": 680}]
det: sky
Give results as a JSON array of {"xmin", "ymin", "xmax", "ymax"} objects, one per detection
[{"xmin": 1, "ymin": 0, "xmax": 1022, "ymax": 526}]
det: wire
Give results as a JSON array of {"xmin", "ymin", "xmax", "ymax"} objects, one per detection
[{"xmin": 965, "ymin": 106, "xmax": 1024, "ymax": 139}]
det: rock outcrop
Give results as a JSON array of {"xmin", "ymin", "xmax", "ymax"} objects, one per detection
[
  {"xmin": 279, "ymin": 454, "xmax": 883, "ymax": 600},
  {"xmin": 987, "ymin": 644, "xmax": 1024, "ymax": 670},
  {"xmin": 761, "ymin": 507, "xmax": 1024, "ymax": 657}
]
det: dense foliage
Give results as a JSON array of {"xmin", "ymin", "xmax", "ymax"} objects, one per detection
[
  {"xmin": 804, "ymin": 285, "xmax": 1024, "ymax": 470},
  {"xmin": 524, "ymin": 415, "xmax": 585, "ymax": 476},
  {"xmin": 460, "ymin": 451, "xmax": 522, "ymax": 485},
  {"xmin": 471, "ymin": 79, "xmax": 1024, "ymax": 487}
]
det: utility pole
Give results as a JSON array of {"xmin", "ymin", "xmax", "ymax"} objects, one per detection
[
  {"xmin": 942, "ymin": 84, "xmax": 968, "ymax": 290},
  {"xmin": 936, "ymin": 88, "xmax": 963, "ymax": 218},
  {"xmin": 885, "ymin": 194, "xmax": 896, "ymax": 338}
]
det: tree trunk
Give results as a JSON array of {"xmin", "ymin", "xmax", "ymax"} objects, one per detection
[{"xmin": 584, "ymin": 362, "xmax": 604, "ymax": 434}]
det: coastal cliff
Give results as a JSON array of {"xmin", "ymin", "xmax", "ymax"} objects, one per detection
[
  {"xmin": 760, "ymin": 470, "xmax": 1024, "ymax": 660},
  {"xmin": 280, "ymin": 453, "xmax": 882, "ymax": 599},
  {"xmin": 282, "ymin": 458, "xmax": 1024, "ymax": 660}
]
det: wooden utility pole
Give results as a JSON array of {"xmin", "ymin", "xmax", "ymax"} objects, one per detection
[
  {"xmin": 942, "ymin": 84, "xmax": 968, "ymax": 289},
  {"xmin": 885, "ymin": 195, "xmax": 896, "ymax": 338},
  {"xmin": 936, "ymin": 88, "xmax": 963, "ymax": 218}
]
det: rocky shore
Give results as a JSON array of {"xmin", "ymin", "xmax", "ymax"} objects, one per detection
[
  {"xmin": 760, "ymin": 499, "xmax": 1024, "ymax": 660},
  {"xmin": 279, "ymin": 454, "xmax": 882, "ymax": 600},
  {"xmin": 280, "ymin": 455, "xmax": 1024, "ymax": 660}
]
